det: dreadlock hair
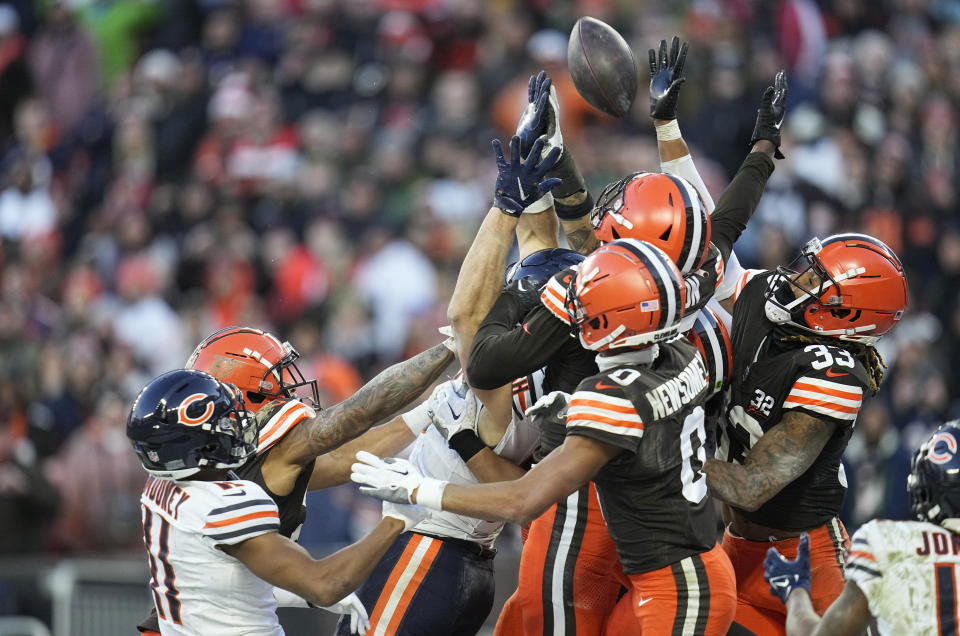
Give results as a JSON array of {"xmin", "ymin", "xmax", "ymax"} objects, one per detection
[{"xmin": 778, "ymin": 334, "xmax": 887, "ymax": 394}]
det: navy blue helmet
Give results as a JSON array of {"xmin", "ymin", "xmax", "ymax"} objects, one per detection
[
  {"xmin": 127, "ymin": 369, "xmax": 258, "ymax": 479},
  {"xmin": 504, "ymin": 248, "xmax": 585, "ymax": 290},
  {"xmin": 908, "ymin": 420, "xmax": 960, "ymax": 532}
]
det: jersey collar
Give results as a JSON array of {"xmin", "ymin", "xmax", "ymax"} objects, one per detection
[{"xmin": 595, "ymin": 345, "xmax": 660, "ymax": 371}]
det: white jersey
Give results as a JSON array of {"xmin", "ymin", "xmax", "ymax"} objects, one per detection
[
  {"xmin": 140, "ymin": 476, "xmax": 283, "ymax": 636},
  {"xmin": 847, "ymin": 519, "xmax": 960, "ymax": 635},
  {"xmin": 405, "ymin": 372, "xmax": 544, "ymax": 548}
]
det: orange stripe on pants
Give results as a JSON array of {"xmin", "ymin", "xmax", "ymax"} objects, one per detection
[{"xmin": 366, "ymin": 534, "xmax": 442, "ymax": 636}]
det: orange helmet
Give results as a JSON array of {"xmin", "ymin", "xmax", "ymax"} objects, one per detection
[
  {"xmin": 591, "ymin": 172, "xmax": 711, "ymax": 274},
  {"xmin": 185, "ymin": 326, "xmax": 320, "ymax": 413},
  {"xmin": 566, "ymin": 239, "xmax": 687, "ymax": 350},
  {"xmin": 686, "ymin": 307, "xmax": 732, "ymax": 393},
  {"xmin": 764, "ymin": 233, "xmax": 908, "ymax": 345}
]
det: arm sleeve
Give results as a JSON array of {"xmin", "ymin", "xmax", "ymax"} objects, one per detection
[
  {"xmin": 782, "ymin": 364, "xmax": 865, "ymax": 426},
  {"xmin": 565, "ymin": 388, "xmax": 644, "ymax": 453},
  {"xmin": 844, "ymin": 522, "xmax": 883, "ymax": 611},
  {"xmin": 256, "ymin": 399, "xmax": 316, "ymax": 453},
  {"xmin": 714, "ymin": 250, "xmax": 744, "ymax": 302},
  {"xmin": 201, "ymin": 484, "xmax": 280, "ymax": 546},
  {"xmin": 661, "ymin": 154, "xmax": 716, "ymax": 214},
  {"xmin": 467, "ymin": 295, "xmax": 572, "ymax": 390},
  {"xmin": 709, "ymin": 152, "xmax": 775, "ymax": 263}
]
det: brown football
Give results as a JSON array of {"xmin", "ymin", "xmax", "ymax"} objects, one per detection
[{"xmin": 567, "ymin": 16, "xmax": 638, "ymax": 118}]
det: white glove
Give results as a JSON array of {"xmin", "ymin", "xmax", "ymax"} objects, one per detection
[
  {"xmin": 351, "ymin": 450, "xmax": 447, "ymax": 510},
  {"xmin": 382, "ymin": 500, "xmax": 429, "ymax": 532},
  {"xmin": 438, "ymin": 325, "xmax": 457, "ymax": 353},
  {"xmin": 426, "ymin": 378, "xmax": 480, "ymax": 441},
  {"xmin": 321, "ymin": 592, "xmax": 370, "ymax": 635},
  {"xmin": 272, "ymin": 588, "xmax": 369, "ymax": 635},
  {"xmin": 524, "ymin": 390, "xmax": 570, "ymax": 424}
]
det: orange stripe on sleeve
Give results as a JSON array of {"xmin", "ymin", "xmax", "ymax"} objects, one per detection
[
  {"xmin": 568, "ymin": 412, "xmax": 644, "ymax": 430},
  {"xmin": 568, "ymin": 398, "xmax": 636, "ymax": 414},
  {"xmin": 792, "ymin": 382, "xmax": 862, "ymax": 402},
  {"xmin": 783, "ymin": 395, "xmax": 860, "ymax": 414},
  {"xmin": 258, "ymin": 405, "xmax": 311, "ymax": 447},
  {"xmin": 848, "ymin": 550, "xmax": 875, "ymax": 562},
  {"xmin": 203, "ymin": 510, "xmax": 278, "ymax": 529}
]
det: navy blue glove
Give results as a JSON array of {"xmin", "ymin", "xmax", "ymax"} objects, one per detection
[
  {"xmin": 649, "ymin": 36, "xmax": 687, "ymax": 121},
  {"xmin": 516, "ymin": 71, "xmax": 553, "ymax": 160},
  {"xmin": 763, "ymin": 532, "xmax": 811, "ymax": 604},
  {"xmin": 492, "ymin": 136, "xmax": 562, "ymax": 217},
  {"xmin": 750, "ymin": 70, "xmax": 788, "ymax": 159}
]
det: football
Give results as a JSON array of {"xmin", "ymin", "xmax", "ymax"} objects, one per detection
[{"xmin": 567, "ymin": 16, "xmax": 638, "ymax": 118}]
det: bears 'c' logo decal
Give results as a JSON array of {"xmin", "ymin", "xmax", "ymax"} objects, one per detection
[
  {"xmin": 178, "ymin": 393, "xmax": 215, "ymax": 427},
  {"xmin": 929, "ymin": 432, "xmax": 958, "ymax": 465}
]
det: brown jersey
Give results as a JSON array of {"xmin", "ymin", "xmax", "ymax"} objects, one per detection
[{"xmin": 563, "ymin": 340, "xmax": 718, "ymax": 574}]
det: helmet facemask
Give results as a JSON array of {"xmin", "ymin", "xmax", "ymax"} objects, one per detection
[
  {"xmin": 256, "ymin": 341, "xmax": 321, "ymax": 409},
  {"xmin": 763, "ymin": 237, "xmax": 879, "ymax": 343}
]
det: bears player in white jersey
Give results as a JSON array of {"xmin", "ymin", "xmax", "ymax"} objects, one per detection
[
  {"xmin": 137, "ymin": 327, "xmax": 454, "ymax": 634},
  {"xmin": 763, "ymin": 420, "xmax": 960, "ymax": 635},
  {"xmin": 128, "ymin": 369, "xmax": 429, "ymax": 636}
]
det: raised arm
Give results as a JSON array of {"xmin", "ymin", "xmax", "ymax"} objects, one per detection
[
  {"xmin": 648, "ymin": 36, "xmax": 717, "ymax": 214},
  {"xmin": 703, "ymin": 410, "xmax": 836, "ymax": 511}
]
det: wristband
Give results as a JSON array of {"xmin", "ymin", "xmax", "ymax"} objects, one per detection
[
  {"xmin": 555, "ymin": 192, "xmax": 594, "ymax": 221},
  {"xmin": 524, "ymin": 191, "xmax": 554, "ymax": 214},
  {"xmin": 655, "ymin": 119, "xmax": 682, "ymax": 141},
  {"xmin": 449, "ymin": 429, "xmax": 487, "ymax": 463},
  {"xmin": 416, "ymin": 477, "xmax": 447, "ymax": 511}
]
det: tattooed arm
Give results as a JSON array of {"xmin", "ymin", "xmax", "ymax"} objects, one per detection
[
  {"xmin": 703, "ymin": 411, "xmax": 836, "ymax": 512},
  {"xmin": 558, "ymin": 199, "xmax": 600, "ymax": 255},
  {"xmin": 265, "ymin": 344, "xmax": 453, "ymax": 489}
]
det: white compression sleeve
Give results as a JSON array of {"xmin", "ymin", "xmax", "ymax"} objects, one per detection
[
  {"xmin": 714, "ymin": 250, "xmax": 745, "ymax": 302},
  {"xmin": 661, "ymin": 154, "xmax": 716, "ymax": 215}
]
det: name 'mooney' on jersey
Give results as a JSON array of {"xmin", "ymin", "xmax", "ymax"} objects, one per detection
[
  {"xmin": 719, "ymin": 270, "xmax": 871, "ymax": 531},
  {"xmin": 847, "ymin": 519, "xmax": 960, "ymax": 635},
  {"xmin": 563, "ymin": 340, "xmax": 718, "ymax": 575},
  {"xmin": 140, "ymin": 476, "xmax": 283, "ymax": 636}
]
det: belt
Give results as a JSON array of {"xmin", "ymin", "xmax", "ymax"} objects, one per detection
[{"xmin": 415, "ymin": 532, "xmax": 497, "ymax": 560}]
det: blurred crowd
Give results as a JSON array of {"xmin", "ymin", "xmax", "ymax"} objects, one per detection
[{"xmin": 0, "ymin": 0, "xmax": 957, "ymax": 568}]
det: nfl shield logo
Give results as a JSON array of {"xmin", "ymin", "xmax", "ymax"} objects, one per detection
[{"xmin": 147, "ymin": 450, "xmax": 160, "ymax": 463}]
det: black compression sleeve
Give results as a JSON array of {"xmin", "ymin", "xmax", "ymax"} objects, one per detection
[
  {"xmin": 466, "ymin": 296, "xmax": 572, "ymax": 390},
  {"xmin": 710, "ymin": 152, "xmax": 775, "ymax": 263}
]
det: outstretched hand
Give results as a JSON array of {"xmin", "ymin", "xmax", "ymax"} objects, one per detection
[
  {"xmin": 750, "ymin": 70, "xmax": 788, "ymax": 158},
  {"xmin": 516, "ymin": 71, "xmax": 554, "ymax": 160},
  {"xmin": 649, "ymin": 36, "xmax": 688, "ymax": 121},
  {"xmin": 351, "ymin": 451, "xmax": 422, "ymax": 504},
  {"xmin": 492, "ymin": 136, "xmax": 562, "ymax": 216}
]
